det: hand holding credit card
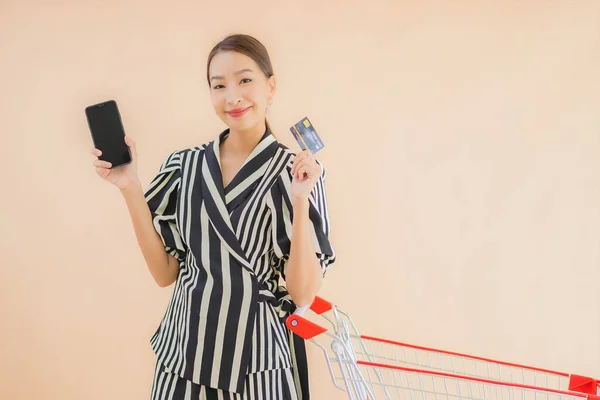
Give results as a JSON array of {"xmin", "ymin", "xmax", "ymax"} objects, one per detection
[{"xmin": 289, "ymin": 117, "xmax": 325, "ymax": 154}]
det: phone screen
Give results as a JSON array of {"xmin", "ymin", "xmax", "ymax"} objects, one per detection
[{"xmin": 85, "ymin": 100, "xmax": 131, "ymax": 168}]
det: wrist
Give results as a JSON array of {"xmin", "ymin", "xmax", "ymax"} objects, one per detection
[
  {"xmin": 292, "ymin": 196, "xmax": 310, "ymax": 212},
  {"xmin": 120, "ymin": 180, "xmax": 143, "ymax": 197}
]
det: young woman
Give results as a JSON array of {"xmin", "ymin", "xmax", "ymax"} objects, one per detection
[{"xmin": 91, "ymin": 34, "xmax": 336, "ymax": 399}]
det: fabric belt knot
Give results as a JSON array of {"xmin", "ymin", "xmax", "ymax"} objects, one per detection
[
  {"xmin": 256, "ymin": 280, "xmax": 310, "ymax": 399},
  {"xmin": 257, "ymin": 282, "xmax": 296, "ymax": 319}
]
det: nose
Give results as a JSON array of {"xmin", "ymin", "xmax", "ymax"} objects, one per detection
[{"xmin": 226, "ymin": 86, "xmax": 242, "ymax": 105}]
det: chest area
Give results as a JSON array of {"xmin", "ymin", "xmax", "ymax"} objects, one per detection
[
  {"xmin": 178, "ymin": 159, "xmax": 278, "ymax": 257},
  {"xmin": 219, "ymin": 150, "xmax": 249, "ymax": 190}
]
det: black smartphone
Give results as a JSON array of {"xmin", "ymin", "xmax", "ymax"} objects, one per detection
[{"xmin": 85, "ymin": 99, "xmax": 131, "ymax": 168}]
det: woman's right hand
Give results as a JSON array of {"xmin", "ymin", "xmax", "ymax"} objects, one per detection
[{"xmin": 91, "ymin": 136, "xmax": 140, "ymax": 190}]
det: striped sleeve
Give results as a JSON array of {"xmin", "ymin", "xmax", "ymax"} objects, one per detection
[
  {"xmin": 310, "ymin": 162, "xmax": 336, "ymax": 273},
  {"xmin": 271, "ymin": 161, "xmax": 336, "ymax": 277},
  {"xmin": 144, "ymin": 151, "xmax": 187, "ymax": 263}
]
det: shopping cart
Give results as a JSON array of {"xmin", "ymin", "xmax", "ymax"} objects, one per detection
[{"xmin": 286, "ymin": 297, "xmax": 600, "ymax": 400}]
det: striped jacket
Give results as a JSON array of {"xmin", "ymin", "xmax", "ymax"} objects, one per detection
[{"xmin": 144, "ymin": 128, "xmax": 336, "ymax": 395}]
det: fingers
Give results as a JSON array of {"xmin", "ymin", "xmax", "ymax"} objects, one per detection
[
  {"xmin": 294, "ymin": 164, "xmax": 317, "ymax": 181},
  {"xmin": 94, "ymin": 159, "xmax": 112, "ymax": 169},
  {"xmin": 91, "ymin": 148, "xmax": 112, "ymax": 176},
  {"xmin": 125, "ymin": 136, "xmax": 137, "ymax": 160},
  {"xmin": 292, "ymin": 157, "xmax": 319, "ymax": 180},
  {"xmin": 296, "ymin": 165, "xmax": 309, "ymax": 181},
  {"xmin": 90, "ymin": 135, "xmax": 135, "ymax": 175},
  {"xmin": 293, "ymin": 159, "xmax": 309, "ymax": 178},
  {"xmin": 91, "ymin": 148, "xmax": 102, "ymax": 157},
  {"xmin": 95, "ymin": 167, "xmax": 111, "ymax": 179},
  {"xmin": 291, "ymin": 150, "xmax": 314, "ymax": 176}
]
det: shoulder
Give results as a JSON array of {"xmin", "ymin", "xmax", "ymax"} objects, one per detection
[
  {"xmin": 161, "ymin": 143, "xmax": 210, "ymax": 168},
  {"xmin": 277, "ymin": 143, "xmax": 296, "ymax": 169},
  {"xmin": 275, "ymin": 144, "xmax": 300, "ymax": 183},
  {"xmin": 177, "ymin": 142, "xmax": 210, "ymax": 157}
]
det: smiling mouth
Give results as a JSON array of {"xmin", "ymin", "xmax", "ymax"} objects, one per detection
[{"xmin": 226, "ymin": 106, "xmax": 252, "ymax": 118}]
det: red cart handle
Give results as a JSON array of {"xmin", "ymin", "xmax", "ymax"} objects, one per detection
[
  {"xmin": 286, "ymin": 314, "xmax": 327, "ymax": 340},
  {"xmin": 308, "ymin": 295, "xmax": 332, "ymax": 315},
  {"xmin": 569, "ymin": 375, "xmax": 600, "ymax": 396},
  {"xmin": 285, "ymin": 296, "xmax": 332, "ymax": 340}
]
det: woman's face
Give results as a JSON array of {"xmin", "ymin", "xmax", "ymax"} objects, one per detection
[{"xmin": 208, "ymin": 51, "xmax": 275, "ymax": 133}]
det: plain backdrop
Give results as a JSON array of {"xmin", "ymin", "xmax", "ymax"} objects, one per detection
[{"xmin": 1, "ymin": 1, "xmax": 599, "ymax": 398}]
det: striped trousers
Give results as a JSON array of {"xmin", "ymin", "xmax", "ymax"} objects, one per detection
[{"xmin": 150, "ymin": 360, "xmax": 299, "ymax": 400}]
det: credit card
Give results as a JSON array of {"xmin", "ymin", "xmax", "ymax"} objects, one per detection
[{"xmin": 289, "ymin": 117, "xmax": 325, "ymax": 154}]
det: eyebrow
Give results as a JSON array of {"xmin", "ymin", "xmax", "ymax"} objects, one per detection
[{"xmin": 210, "ymin": 68, "xmax": 253, "ymax": 81}]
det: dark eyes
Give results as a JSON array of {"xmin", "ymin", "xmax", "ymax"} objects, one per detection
[{"xmin": 213, "ymin": 78, "xmax": 252, "ymax": 90}]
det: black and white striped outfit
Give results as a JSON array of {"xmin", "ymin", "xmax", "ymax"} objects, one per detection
[{"xmin": 144, "ymin": 128, "xmax": 336, "ymax": 399}]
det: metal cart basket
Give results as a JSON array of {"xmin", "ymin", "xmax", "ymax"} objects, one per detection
[{"xmin": 286, "ymin": 297, "xmax": 600, "ymax": 400}]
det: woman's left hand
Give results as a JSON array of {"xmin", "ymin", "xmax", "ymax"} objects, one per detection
[{"xmin": 291, "ymin": 150, "xmax": 321, "ymax": 204}]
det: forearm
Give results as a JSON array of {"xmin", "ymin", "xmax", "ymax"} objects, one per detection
[
  {"xmin": 120, "ymin": 181, "xmax": 179, "ymax": 287},
  {"xmin": 285, "ymin": 198, "xmax": 323, "ymax": 306}
]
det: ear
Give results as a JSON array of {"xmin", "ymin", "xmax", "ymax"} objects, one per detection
[{"xmin": 268, "ymin": 75, "xmax": 277, "ymax": 98}]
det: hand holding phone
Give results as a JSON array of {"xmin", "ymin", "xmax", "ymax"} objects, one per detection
[{"xmin": 86, "ymin": 100, "xmax": 139, "ymax": 189}]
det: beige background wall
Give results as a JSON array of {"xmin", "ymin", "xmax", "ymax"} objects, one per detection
[{"xmin": 2, "ymin": 1, "xmax": 599, "ymax": 399}]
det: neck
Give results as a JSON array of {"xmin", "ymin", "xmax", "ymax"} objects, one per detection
[{"xmin": 225, "ymin": 121, "xmax": 267, "ymax": 154}]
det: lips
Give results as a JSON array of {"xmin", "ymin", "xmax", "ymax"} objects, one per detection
[{"xmin": 226, "ymin": 106, "xmax": 252, "ymax": 118}]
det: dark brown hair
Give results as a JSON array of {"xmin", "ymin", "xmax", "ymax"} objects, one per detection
[{"xmin": 206, "ymin": 34, "xmax": 274, "ymax": 86}]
